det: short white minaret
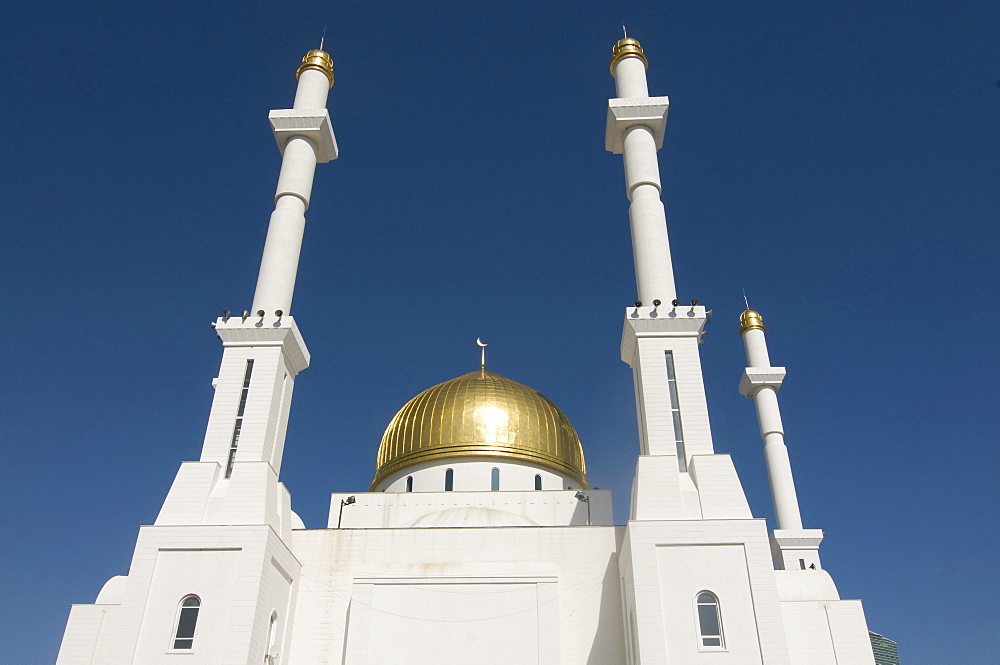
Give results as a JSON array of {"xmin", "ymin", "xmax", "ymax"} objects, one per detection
[
  {"xmin": 607, "ymin": 37, "xmax": 675, "ymax": 305},
  {"xmin": 739, "ymin": 308, "xmax": 825, "ymax": 569},
  {"xmin": 155, "ymin": 48, "xmax": 337, "ymax": 529}
]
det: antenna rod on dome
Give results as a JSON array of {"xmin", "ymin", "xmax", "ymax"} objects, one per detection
[{"xmin": 476, "ymin": 338, "xmax": 488, "ymax": 369}]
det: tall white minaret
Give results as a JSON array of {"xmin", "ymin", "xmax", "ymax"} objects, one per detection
[
  {"xmin": 607, "ymin": 37, "xmax": 675, "ymax": 305},
  {"xmin": 739, "ymin": 308, "xmax": 825, "ymax": 570},
  {"xmin": 155, "ymin": 48, "xmax": 337, "ymax": 529},
  {"xmin": 253, "ymin": 49, "xmax": 339, "ymax": 314},
  {"xmin": 609, "ymin": 37, "xmax": 721, "ymax": 522}
]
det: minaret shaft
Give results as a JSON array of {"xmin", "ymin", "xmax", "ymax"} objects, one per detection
[
  {"xmin": 251, "ymin": 63, "xmax": 334, "ymax": 314},
  {"xmin": 614, "ymin": 56, "xmax": 649, "ymax": 97},
  {"xmin": 740, "ymin": 315, "xmax": 803, "ymax": 530},
  {"xmin": 612, "ymin": 39, "xmax": 722, "ymax": 523},
  {"xmin": 610, "ymin": 47, "xmax": 676, "ymax": 304},
  {"xmin": 173, "ymin": 50, "xmax": 333, "ymax": 514}
]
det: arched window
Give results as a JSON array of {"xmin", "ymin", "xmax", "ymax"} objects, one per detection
[
  {"xmin": 534, "ymin": 474, "xmax": 542, "ymax": 490},
  {"xmin": 696, "ymin": 592, "xmax": 723, "ymax": 648},
  {"xmin": 264, "ymin": 612, "xmax": 278, "ymax": 663},
  {"xmin": 405, "ymin": 476, "xmax": 413, "ymax": 492},
  {"xmin": 491, "ymin": 467, "xmax": 500, "ymax": 491},
  {"xmin": 172, "ymin": 595, "xmax": 200, "ymax": 650},
  {"xmin": 444, "ymin": 468, "xmax": 454, "ymax": 491}
]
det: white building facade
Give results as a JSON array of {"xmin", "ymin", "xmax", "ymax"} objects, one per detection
[{"xmin": 55, "ymin": 38, "xmax": 876, "ymax": 665}]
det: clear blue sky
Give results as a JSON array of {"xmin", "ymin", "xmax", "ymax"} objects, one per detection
[{"xmin": 2, "ymin": 1, "xmax": 997, "ymax": 663}]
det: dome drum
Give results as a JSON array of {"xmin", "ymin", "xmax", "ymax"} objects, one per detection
[{"xmin": 375, "ymin": 457, "xmax": 580, "ymax": 493}]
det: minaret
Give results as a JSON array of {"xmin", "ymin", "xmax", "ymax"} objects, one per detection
[
  {"xmin": 53, "ymin": 48, "xmax": 340, "ymax": 665},
  {"xmin": 155, "ymin": 48, "xmax": 337, "ymax": 528},
  {"xmin": 607, "ymin": 37, "xmax": 675, "ymax": 305},
  {"xmin": 739, "ymin": 308, "xmax": 825, "ymax": 570},
  {"xmin": 253, "ymin": 49, "xmax": 339, "ymax": 314},
  {"xmin": 609, "ymin": 37, "xmax": 722, "ymax": 521}
]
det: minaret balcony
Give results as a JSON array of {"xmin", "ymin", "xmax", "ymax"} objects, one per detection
[
  {"xmin": 620, "ymin": 305, "xmax": 710, "ymax": 364},
  {"xmin": 214, "ymin": 314, "xmax": 310, "ymax": 374},
  {"xmin": 605, "ymin": 96, "xmax": 670, "ymax": 153},
  {"xmin": 268, "ymin": 109, "xmax": 339, "ymax": 162},
  {"xmin": 739, "ymin": 367, "xmax": 787, "ymax": 397}
]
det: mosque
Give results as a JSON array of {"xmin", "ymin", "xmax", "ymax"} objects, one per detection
[{"xmin": 55, "ymin": 36, "xmax": 878, "ymax": 665}]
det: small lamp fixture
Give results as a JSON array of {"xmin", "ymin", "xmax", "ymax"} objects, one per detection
[
  {"xmin": 574, "ymin": 491, "xmax": 591, "ymax": 526},
  {"xmin": 652, "ymin": 299, "xmax": 661, "ymax": 308},
  {"xmin": 222, "ymin": 310, "xmax": 231, "ymax": 322},
  {"xmin": 242, "ymin": 310, "xmax": 251, "ymax": 322},
  {"xmin": 671, "ymin": 299, "xmax": 680, "ymax": 307},
  {"xmin": 634, "ymin": 300, "xmax": 642, "ymax": 307},
  {"xmin": 690, "ymin": 298, "xmax": 698, "ymax": 306},
  {"xmin": 337, "ymin": 495, "xmax": 356, "ymax": 529}
]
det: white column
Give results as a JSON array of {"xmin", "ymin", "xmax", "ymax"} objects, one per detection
[
  {"xmin": 740, "ymin": 310, "xmax": 803, "ymax": 530},
  {"xmin": 610, "ymin": 38, "xmax": 676, "ymax": 305},
  {"xmin": 251, "ymin": 50, "xmax": 335, "ymax": 315},
  {"xmin": 613, "ymin": 55, "xmax": 649, "ymax": 97}
]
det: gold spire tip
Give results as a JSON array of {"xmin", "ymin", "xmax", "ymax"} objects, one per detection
[
  {"xmin": 739, "ymin": 308, "xmax": 765, "ymax": 335},
  {"xmin": 610, "ymin": 34, "xmax": 647, "ymax": 75},
  {"xmin": 297, "ymin": 48, "xmax": 334, "ymax": 87}
]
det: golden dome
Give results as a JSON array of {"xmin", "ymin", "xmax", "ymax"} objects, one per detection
[{"xmin": 371, "ymin": 369, "xmax": 588, "ymax": 490}]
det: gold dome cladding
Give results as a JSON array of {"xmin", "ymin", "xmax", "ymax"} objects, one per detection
[{"xmin": 371, "ymin": 370, "xmax": 588, "ymax": 490}]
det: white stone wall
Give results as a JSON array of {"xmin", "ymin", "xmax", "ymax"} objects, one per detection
[
  {"xmin": 622, "ymin": 519, "xmax": 792, "ymax": 665},
  {"xmin": 285, "ymin": 525, "xmax": 626, "ymax": 665}
]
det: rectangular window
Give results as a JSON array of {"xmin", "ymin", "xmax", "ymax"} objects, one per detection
[
  {"xmin": 665, "ymin": 352, "xmax": 687, "ymax": 471},
  {"xmin": 225, "ymin": 359, "xmax": 254, "ymax": 478}
]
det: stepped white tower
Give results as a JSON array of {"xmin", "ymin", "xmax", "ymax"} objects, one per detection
[{"xmin": 55, "ymin": 38, "xmax": 877, "ymax": 665}]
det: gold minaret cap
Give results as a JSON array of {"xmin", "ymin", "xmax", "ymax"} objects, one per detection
[
  {"xmin": 296, "ymin": 49, "xmax": 334, "ymax": 87},
  {"xmin": 610, "ymin": 37, "xmax": 648, "ymax": 76},
  {"xmin": 739, "ymin": 308, "xmax": 766, "ymax": 335}
]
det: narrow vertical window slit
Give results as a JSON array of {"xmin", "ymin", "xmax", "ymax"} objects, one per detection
[
  {"xmin": 226, "ymin": 359, "xmax": 254, "ymax": 478},
  {"xmin": 665, "ymin": 352, "xmax": 687, "ymax": 471}
]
